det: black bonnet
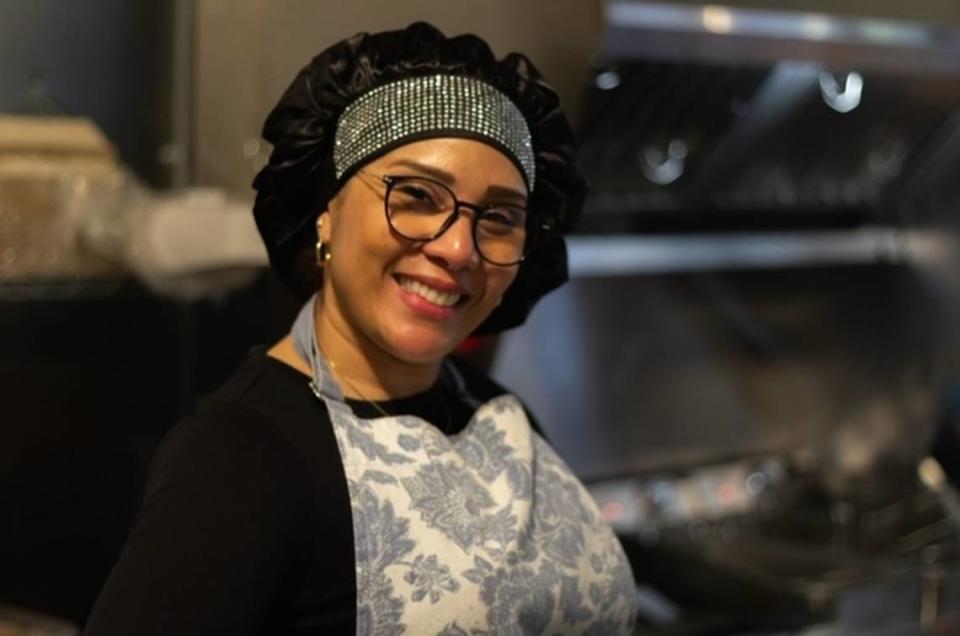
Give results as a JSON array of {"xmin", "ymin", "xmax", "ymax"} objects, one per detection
[{"xmin": 252, "ymin": 21, "xmax": 587, "ymax": 334}]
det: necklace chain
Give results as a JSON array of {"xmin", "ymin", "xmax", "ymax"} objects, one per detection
[
  {"xmin": 316, "ymin": 341, "xmax": 393, "ymax": 418},
  {"xmin": 315, "ymin": 339, "xmax": 454, "ymax": 432}
]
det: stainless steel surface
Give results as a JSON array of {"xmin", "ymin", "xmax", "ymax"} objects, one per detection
[
  {"xmin": 579, "ymin": 4, "xmax": 960, "ymax": 238},
  {"xmin": 566, "ymin": 229, "xmax": 957, "ymax": 274},
  {"xmin": 601, "ymin": 453, "xmax": 960, "ymax": 633},
  {"xmin": 493, "ymin": 266, "xmax": 959, "ymax": 480},
  {"xmin": 604, "ymin": 1, "xmax": 960, "ymax": 74}
]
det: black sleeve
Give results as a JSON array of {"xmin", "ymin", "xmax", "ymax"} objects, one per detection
[{"xmin": 84, "ymin": 408, "xmax": 315, "ymax": 636}]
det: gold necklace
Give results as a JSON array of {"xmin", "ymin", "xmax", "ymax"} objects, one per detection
[
  {"xmin": 317, "ymin": 342, "xmax": 393, "ymax": 418},
  {"xmin": 328, "ymin": 358, "xmax": 393, "ymax": 417},
  {"xmin": 315, "ymin": 340, "xmax": 455, "ymax": 433}
]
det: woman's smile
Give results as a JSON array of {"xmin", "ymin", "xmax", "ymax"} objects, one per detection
[{"xmin": 395, "ymin": 274, "xmax": 468, "ymax": 313}]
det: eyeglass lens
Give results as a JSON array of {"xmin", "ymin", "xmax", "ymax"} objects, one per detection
[{"xmin": 385, "ymin": 177, "xmax": 531, "ymax": 266}]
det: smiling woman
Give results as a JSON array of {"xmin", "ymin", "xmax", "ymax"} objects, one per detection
[
  {"xmin": 84, "ymin": 22, "xmax": 637, "ymax": 636},
  {"xmin": 312, "ymin": 139, "xmax": 526, "ymax": 384}
]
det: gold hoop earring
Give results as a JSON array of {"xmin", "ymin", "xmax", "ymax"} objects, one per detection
[{"xmin": 315, "ymin": 217, "xmax": 331, "ymax": 266}]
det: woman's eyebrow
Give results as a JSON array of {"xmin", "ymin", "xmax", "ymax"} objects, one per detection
[
  {"xmin": 386, "ymin": 159, "xmax": 528, "ymax": 205},
  {"xmin": 388, "ymin": 159, "xmax": 454, "ymax": 182}
]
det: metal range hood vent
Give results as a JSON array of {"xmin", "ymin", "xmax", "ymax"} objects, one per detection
[
  {"xmin": 578, "ymin": 1, "xmax": 960, "ymax": 235},
  {"xmin": 603, "ymin": 1, "xmax": 960, "ymax": 75}
]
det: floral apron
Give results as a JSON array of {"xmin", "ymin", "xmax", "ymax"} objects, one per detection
[{"xmin": 292, "ymin": 299, "xmax": 636, "ymax": 635}]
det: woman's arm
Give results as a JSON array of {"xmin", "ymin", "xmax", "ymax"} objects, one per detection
[{"xmin": 84, "ymin": 409, "xmax": 315, "ymax": 636}]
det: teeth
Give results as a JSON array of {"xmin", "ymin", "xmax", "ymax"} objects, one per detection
[{"xmin": 399, "ymin": 276, "xmax": 462, "ymax": 307}]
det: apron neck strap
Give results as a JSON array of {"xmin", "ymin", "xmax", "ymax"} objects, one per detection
[
  {"xmin": 290, "ymin": 295, "xmax": 344, "ymax": 401},
  {"xmin": 290, "ymin": 294, "xmax": 484, "ymax": 410}
]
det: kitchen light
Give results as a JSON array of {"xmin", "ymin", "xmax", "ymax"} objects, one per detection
[{"xmin": 819, "ymin": 71, "xmax": 864, "ymax": 113}]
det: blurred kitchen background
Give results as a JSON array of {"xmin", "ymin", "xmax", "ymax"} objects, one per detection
[{"xmin": 3, "ymin": 1, "xmax": 960, "ymax": 634}]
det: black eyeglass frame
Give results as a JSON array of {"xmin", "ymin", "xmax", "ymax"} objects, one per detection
[{"xmin": 363, "ymin": 172, "xmax": 550, "ymax": 267}]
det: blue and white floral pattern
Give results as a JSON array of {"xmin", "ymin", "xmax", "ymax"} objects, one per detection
[
  {"xmin": 328, "ymin": 393, "xmax": 636, "ymax": 635},
  {"xmin": 351, "ymin": 481, "xmax": 413, "ymax": 636},
  {"xmin": 404, "ymin": 554, "xmax": 461, "ymax": 603}
]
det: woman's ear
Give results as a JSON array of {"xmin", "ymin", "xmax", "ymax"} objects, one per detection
[
  {"xmin": 322, "ymin": 183, "xmax": 351, "ymax": 235},
  {"xmin": 315, "ymin": 210, "xmax": 332, "ymax": 243}
]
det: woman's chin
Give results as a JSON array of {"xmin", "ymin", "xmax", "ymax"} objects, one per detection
[{"xmin": 381, "ymin": 325, "xmax": 463, "ymax": 365}]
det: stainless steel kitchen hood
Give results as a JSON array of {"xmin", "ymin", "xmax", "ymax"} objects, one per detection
[
  {"xmin": 603, "ymin": 1, "xmax": 960, "ymax": 75},
  {"xmin": 578, "ymin": 1, "xmax": 960, "ymax": 238}
]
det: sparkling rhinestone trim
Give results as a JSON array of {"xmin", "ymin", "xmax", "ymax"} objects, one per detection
[{"xmin": 333, "ymin": 75, "xmax": 535, "ymax": 188}]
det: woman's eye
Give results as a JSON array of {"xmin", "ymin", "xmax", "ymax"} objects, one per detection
[
  {"xmin": 482, "ymin": 208, "xmax": 524, "ymax": 228},
  {"xmin": 393, "ymin": 183, "xmax": 445, "ymax": 210},
  {"xmin": 398, "ymin": 185, "xmax": 432, "ymax": 201}
]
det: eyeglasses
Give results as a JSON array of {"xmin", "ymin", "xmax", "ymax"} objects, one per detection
[{"xmin": 361, "ymin": 172, "xmax": 544, "ymax": 266}]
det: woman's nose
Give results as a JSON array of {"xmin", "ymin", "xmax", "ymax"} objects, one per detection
[{"xmin": 421, "ymin": 212, "xmax": 480, "ymax": 269}]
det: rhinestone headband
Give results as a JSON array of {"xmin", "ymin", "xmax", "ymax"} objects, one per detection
[{"xmin": 333, "ymin": 75, "xmax": 535, "ymax": 188}]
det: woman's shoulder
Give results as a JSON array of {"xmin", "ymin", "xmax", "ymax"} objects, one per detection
[
  {"xmin": 198, "ymin": 345, "xmax": 316, "ymax": 419},
  {"xmin": 155, "ymin": 346, "xmax": 341, "ymax": 492}
]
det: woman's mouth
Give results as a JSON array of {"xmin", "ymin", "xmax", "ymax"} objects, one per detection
[{"xmin": 396, "ymin": 275, "xmax": 464, "ymax": 308}]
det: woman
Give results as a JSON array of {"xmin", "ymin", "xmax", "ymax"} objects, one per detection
[{"xmin": 85, "ymin": 22, "xmax": 636, "ymax": 635}]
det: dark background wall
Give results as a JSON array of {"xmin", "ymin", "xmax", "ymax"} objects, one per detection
[{"xmin": 0, "ymin": 1, "xmax": 179, "ymax": 187}]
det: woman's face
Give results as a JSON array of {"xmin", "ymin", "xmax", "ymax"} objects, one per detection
[{"xmin": 319, "ymin": 138, "xmax": 526, "ymax": 365}]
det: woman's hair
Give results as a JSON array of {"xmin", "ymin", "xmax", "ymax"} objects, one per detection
[{"xmin": 252, "ymin": 21, "xmax": 587, "ymax": 334}]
